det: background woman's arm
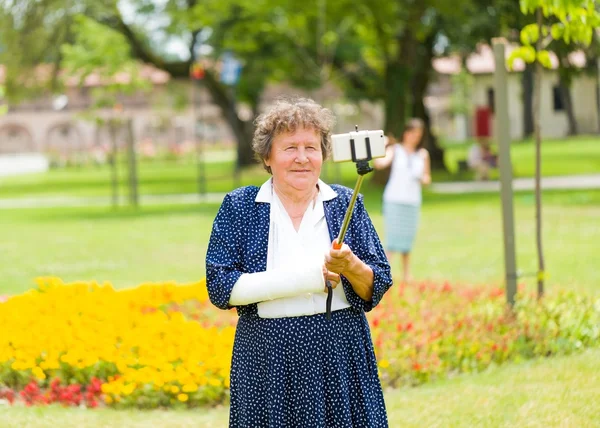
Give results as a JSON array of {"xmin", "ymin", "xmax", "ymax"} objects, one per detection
[
  {"xmin": 420, "ymin": 148, "xmax": 432, "ymax": 185},
  {"xmin": 373, "ymin": 141, "xmax": 395, "ymax": 170}
]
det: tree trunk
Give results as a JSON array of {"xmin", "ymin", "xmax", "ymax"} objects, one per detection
[
  {"xmin": 597, "ymin": 57, "xmax": 600, "ymax": 134},
  {"xmin": 596, "ymin": 56, "xmax": 600, "ymax": 134},
  {"xmin": 383, "ymin": 61, "xmax": 410, "ymax": 138},
  {"xmin": 107, "ymin": 119, "xmax": 119, "ymax": 209},
  {"xmin": 559, "ymin": 74, "xmax": 578, "ymax": 135},
  {"xmin": 534, "ymin": 8, "xmax": 545, "ymax": 298},
  {"xmin": 371, "ymin": 61, "xmax": 410, "ymax": 185},
  {"xmin": 522, "ymin": 63, "xmax": 534, "ymax": 138},
  {"xmin": 201, "ymin": 73, "xmax": 255, "ymax": 167},
  {"xmin": 125, "ymin": 118, "xmax": 139, "ymax": 208},
  {"xmin": 374, "ymin": 30, "xmax": 416, "ymax": 185},
  {"xmin": 411, "ymin": 31, "xmax": 446, "ymax": 171}
]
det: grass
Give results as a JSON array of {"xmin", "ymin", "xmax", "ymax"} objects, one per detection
[
  {"xmin": 1, "ymin": 136, "xmax": 599, "ymax": 200},
  {"xmin": 440, "ymin": 135, "xmax": 600, "ymax": 180},
  {"xmin": 2, "ymin": 349, "xmax": 599, "ymax": 427},
  {"xmin": 1, "ymin": 186, "xmax": 599, "ymax": 296}
]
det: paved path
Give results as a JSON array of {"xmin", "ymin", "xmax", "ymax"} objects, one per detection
[
  {"xmin": 1, "ymin": 174, "xmax": 599, "ymax": 209},
  {"xmin": 0, "ymin": 193, "xmax": 227, "ymax": 209},
  {"xmin": 430, "ymin": 174, "xmax": 600, "ymax": 194}
]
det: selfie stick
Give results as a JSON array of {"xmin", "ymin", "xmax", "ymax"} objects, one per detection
[{"xmin": 326, "ymin": 126, "xmax": 374, "ymax": 320}]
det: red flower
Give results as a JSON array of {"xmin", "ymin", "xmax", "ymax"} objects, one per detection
[{"xmin": 0, "ymin": 389, "xmax": 15, "ymax": 404}]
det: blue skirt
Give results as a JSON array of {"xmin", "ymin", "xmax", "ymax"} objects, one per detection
[
  {"xmin": 383, "ymin": 202, "xmax": 420, "ymax": 253},
  {"xmin": 229, "ymin": 308, "xmax": 388, "ymax": 427}
]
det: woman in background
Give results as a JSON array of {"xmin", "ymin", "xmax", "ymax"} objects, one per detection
[{"xmin": 374, "ymin": 118, "xmax": 431, "ymax": 283}]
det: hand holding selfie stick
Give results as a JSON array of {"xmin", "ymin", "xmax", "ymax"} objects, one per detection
[{"xmin": 325, "ymin": 126, "xmax": 385, "ymax": 320}]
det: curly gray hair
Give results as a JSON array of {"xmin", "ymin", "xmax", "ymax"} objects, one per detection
[{"xmin": 252, "ymin": 97, "xmax": 336, "ymax": 174}]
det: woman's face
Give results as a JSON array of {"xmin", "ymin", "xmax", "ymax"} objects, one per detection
[
  {"xmin": 404, "ymin": 127, "xmax": 423, "ymax": 148},
  {"xmin": 265, "ymin": 127, "xmax": 323, "ymax": 193}
]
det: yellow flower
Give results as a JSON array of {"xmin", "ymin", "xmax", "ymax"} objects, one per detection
[
  {"xmin": 182, "ymin": 383, "xmax": 198, "ymax": 393},
  {"xmin": 378, "ymin": 359, "xmax": 390, "ymax": 369},
  {"xmin": 121, "ymin": 383, "xmax": 136, "ymax": 396},
  {"xmin": 177, "ymin": 393, "xmax": 188, "ymax": 402},
  {"xmin": 32, "ymin": 366, "xmax": 46, "ymax": 380}
]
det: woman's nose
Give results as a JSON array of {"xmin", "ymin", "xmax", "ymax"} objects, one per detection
[{"xmin": 295, "ymin": 148, "xmax": 308, "ymax": 163}]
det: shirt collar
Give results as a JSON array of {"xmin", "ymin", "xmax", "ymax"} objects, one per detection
[{"xmin": 255, "ymin": 177, "xmax": 338, "ymax": 203}]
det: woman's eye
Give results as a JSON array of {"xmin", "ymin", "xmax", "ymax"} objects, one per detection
[
  {"xmin": 285, "ymin": 147, "xmax": 296, "ymax": 151},
  {"xmin": 306, "ymin": 146, "xmax": 317, "ymax": 151}
]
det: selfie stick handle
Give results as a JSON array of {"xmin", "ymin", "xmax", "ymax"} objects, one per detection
[{"xmin": 327, "ymin": 127, "xmax": 374, "ymax": 320}]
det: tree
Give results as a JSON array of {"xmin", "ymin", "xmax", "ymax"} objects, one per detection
[
  {"xmin": 61, "ymin": 16, "xmax": 153, "ymax": 208},
  {"xmin": 509, "ymin": 0, "xmax": 600, "ymax": 297},
  {"xmin": 0, "ymin": 0, "xmax": 282, "ymax": 167},
  {"xmin": 278, "ymin": 0, "xmax": 520, "ymax": 174},
  {"xmin": 0, "ymin": 0, "xmax": 76, "ymax": 100}
]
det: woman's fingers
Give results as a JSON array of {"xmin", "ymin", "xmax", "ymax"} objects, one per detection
[
  {"xmin": 322, "ymin": 268, "xmax": 340, "ymax": 292},
  {"xmin": 326, "ymin": 271, "xmax": 340, "ymax": 283},
  {"xmin": 325, "ymin": 241, "xmax": 354, "ymax": 274}
]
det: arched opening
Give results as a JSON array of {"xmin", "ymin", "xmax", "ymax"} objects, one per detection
[
  {"xmin": 45, "ymin": 122, "xmax": 87, "ymax": 166},
  {"xmin": 0, "ymin": 123, "xmax": 35, "ymax": 154}
]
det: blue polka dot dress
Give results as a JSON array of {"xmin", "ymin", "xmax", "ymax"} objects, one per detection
[{"xmin": 206, "ymin": 184, "xmax": 393, "ymax": 427}]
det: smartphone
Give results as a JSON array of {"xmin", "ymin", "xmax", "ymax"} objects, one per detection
[{"xmin": 331, "ymin": 130, "xmax": 386, "ymax": 163}]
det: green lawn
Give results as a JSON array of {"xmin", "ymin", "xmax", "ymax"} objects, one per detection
[
  {"xmin": 1, "ymin": 136, "xmax": 598, "ymax": 200},
  {"xmin": 440, "ymin": 135, "xmax": 600, "ymax": 179},
  {"xmin": 2, "ymin": 349, "xmax": 599, "ymax": 427},
  {"xmin": 1, "ymin": 186, "xmax": 599, "ymax": 296}
]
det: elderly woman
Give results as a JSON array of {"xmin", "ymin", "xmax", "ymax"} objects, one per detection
[{"xmin": 206, "ymin": 97, "xmax": 393, "ymax": 427}]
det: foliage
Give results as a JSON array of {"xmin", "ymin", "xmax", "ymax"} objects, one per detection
[
  {"xmin": 0, "ymin": 0, "xmax": 79, "ymax": 101},
  {"xmin": 449, "ymin": 71, "xmax": 474, "ymax": 116},
  {"xmin": 60, "ymin": 15, "xmax": 152, "ymax": 113},
  {"xmin": 508, "ymin": 0, "xmax": 600, "ymax": 69},
  {"xmin": 372, "ymin": 281, "xmax": 600, "ymax": 387}
]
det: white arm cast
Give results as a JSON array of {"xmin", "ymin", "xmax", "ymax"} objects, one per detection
[{"xmin": 229, "ymin": 262, "xmax": 325, "ymax": 306}]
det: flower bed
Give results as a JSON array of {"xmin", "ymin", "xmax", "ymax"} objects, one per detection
[
  {"xmin": 1, "ymin": 277, "xmax": 599, "ymax": 408},
  {"xmin": 371, "ymin": 281, "xmax": 600, "ymax": 386},
  {"xmin": 0, "ymin": 277, "xmax": 235, "ymax": 408}
]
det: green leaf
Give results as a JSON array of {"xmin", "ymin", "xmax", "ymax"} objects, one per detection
[
  {"xmin": 537, "ymin": 50, "xmax": 552, "ymax": 68},
  {"xmin": 507, "ymin": 52, "xmax": 519, "ymax": 71},
  {"xmin": 550, "ymin": 23, "xmax": 564, "ymax": 40},
  {"xmin": 508, "ymin": 46, "xmax": 537, "ymax": 67},
  {"xmin": 520, "ymin": 24, "xmax": 540, "ymax": 45}
]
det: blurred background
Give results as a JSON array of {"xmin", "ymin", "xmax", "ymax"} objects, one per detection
[{"xmin": 0, "ymin": 0, "xmax": 599, "ymax": 425}]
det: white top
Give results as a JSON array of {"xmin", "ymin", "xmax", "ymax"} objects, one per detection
[
  {"xmin": 467, "ymin": 144, "xmax": 483, "ymax": 167},
  {"xmin": 254, "ymin": 178, "xmax": 351, "ymax": 318},
  {"xmin": 382, "ymin": 144, "xmax": 424, "ymax": 206}
]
